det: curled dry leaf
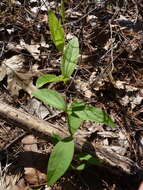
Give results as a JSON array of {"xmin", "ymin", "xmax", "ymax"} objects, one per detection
[
  {"xmin": 20, "ymin": 40, "xmax": 40, "ymax": 60},
  {"xmin": 0, "ymin": 55, "xmax": 24, "ymax": 78},
  {"xmin": 0, "ymin": 55, "xmax": 38, "ymax": 96},
  {"xmin": 7, "ymin": 72, "xmax": 37, "ymax": 97}
]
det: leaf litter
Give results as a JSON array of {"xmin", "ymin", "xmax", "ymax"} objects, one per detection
[{"xmin": 0, "ymin": 0, "xmax": 143, "ymax": 190}]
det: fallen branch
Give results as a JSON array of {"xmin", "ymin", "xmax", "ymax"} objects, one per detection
[{"xmin": 0, "ymin": 102, "xmax": 141, "ymax": 175}]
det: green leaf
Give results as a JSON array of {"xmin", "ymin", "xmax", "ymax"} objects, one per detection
[
  {"xmin": 68, "ymin": 113, "xmax": 83, "ymax": 134},
  {"xmin": 77, "ymin": 153, "xmax": 93, "ymax": 161},
  {"xmin": 69, "ymin": 100, "xmax": 116, "ymax": 128},
  {"xmin": 67, "ymin": 100, "xmax": 85, "ymax": 134},
  {"xmin": 73, "ymin": 105, "xmax": 116, "ymax": 128},
  {"xmin": 75, "ymin": 153, "xmax": 101, "ymax": 170},
  {"xmin": 61, "ymin": 36, "xmax": 79, "ymax": 78},
  {"xmin": 76, "ymin": 163, "xmax": 87, "ymax": 171},
  {"xmin": 60, "ymin": 0, "xmax": 65, "ymax": 22},
  {"xmin": 47, "ymin": 137, "xmax": 74, "ymax": 186},
  {"xmin": 48, "ymin": 10, "xmax": 65, "ymax": 51},
  {"xmin": 32, "ymin": 89, "xmax": 66, "ymax": 111},
  {"xmin": 68, "ymin": 100, "xmax": 86, "ymax": 110},
  {"xmin": 36, "ymin": 74, "xmax": 69, "ymax": 88},
  {"xmin": 77, "ymin": 153, "xmax": 101, "ymax": 165}
]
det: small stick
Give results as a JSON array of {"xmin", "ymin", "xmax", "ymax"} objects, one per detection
[{"xmin": 0, "ymin": 102, "xmax": 141, "ymax": 175}]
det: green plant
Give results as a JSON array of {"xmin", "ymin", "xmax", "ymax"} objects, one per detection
[
  {"xmin": 32, "ymin": 89, "xmax": 115, "ymax": 186},
  {"xmin": 36, "ymin": 36, "xmax": 79, "ymax": 88},
  {"xmin": 48, "ymin": 9, "xmax": 65, "ymax": 52},
  {"xmin": 74, "ymin": 153, "xmax": 102, "ymax": 171},
  {"xmin": 36, "ymin": 8, "xmax": 79, "ymax": 88},
  {"xmin": 32, "ymin": 7, "xmax": 116, "ymax": 186}
]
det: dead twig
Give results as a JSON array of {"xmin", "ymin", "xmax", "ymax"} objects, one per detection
[{"xmin": 0, "ymin": 102, "xmax": 142, "ymax": 175}]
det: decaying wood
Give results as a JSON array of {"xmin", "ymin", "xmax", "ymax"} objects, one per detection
[
  {"xmin": 0, "ymin": 102, "xmax": 69, "ymax": 139},
  {"xmin": 0, "ymin": 102, "xmax": 142, "ymax": 175}
]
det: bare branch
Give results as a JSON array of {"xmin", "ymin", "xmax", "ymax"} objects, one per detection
[{"xmin": 0, "ymin": 102, "xmax": 141, "ymax": 175}]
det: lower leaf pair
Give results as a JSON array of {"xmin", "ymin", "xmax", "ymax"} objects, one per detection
[
  {"xmin": 47, "ymin": 136, "xmax": 74, "ymax": 186},
  {"xmin": 32, "ymin": 88, "xmax": 116, "ymax": 186}
]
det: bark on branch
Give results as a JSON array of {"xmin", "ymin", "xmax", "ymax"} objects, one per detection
[{"xmin": 0, "ymin": 102, "xmax": 141, "ymax": 175}]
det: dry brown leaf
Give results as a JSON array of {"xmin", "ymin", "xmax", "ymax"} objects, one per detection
[
  {"xmin": 27, "ymin": 98, "xmax": 49, "ymax": 119},
  {"xmin": 24, "ymin": 168, "xmax": 46, "ymax": 186},
  {"xmin": 7, "ymin": 73, "xmax": 37, "ymax": 97},
  {"xmin": 0, "ymin": 55, "xmax": 38, "ymax": 96},
  {"xmin": 0, "ymin": 164, "xmax": 28, "ymax": 190},
  {"xmin": 0, "ymin": 55, "xmax": 24, "ymax": 81},
  {"xmin": 20, "ymin": 40, "xmax": 40, "ymax": 60},
  {"xmin": 22, "ymin": 135, "xmax": 38, "ymax": 152},
  {"xmin": 21, "ymin": 135, "xmax": 47, "ymax": 186},
  {"xmin": 7, "ymin": 74, "xmax": 23, "ymax": 96},
  {"xmin": 115, "ymin": 81, "xmax": 143, "ymax": 109},
  {"xmin": 2, "ymin": 55, "xmax": 24, "ymax": 72}
]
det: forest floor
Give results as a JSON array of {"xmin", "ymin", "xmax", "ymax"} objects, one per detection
[{"xmin": 0, "ymin": 0, "xmax": 143, "ymax": 189}]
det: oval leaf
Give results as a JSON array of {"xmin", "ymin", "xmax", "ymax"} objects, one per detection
[
  {"xmin": 48, "ymin": 10, "xmax": 65, "ymax": 51},
  {"xmin": 68, "ymin": 113, "xmax": 83, "ymax": 134},
  {"xmin": 61, "ymin": 36, "xmax": 79, "ymax": 78},
  {"xmin": 73, "ymin": 105, "xmax": 116, "ymax": 128},
  {"xmin": 32, "ymin": 89, "xmax": 66, "ymax": 111},
  {"xmin": 36, "ymin": 74, "xmax": 68, "ymax": 88},
  {"xmin": 47, "ymin": 137, "xmax": 74, "ymax": 186}
]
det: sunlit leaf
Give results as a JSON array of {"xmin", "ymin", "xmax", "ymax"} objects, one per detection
[
  {"xmin": 36, "ymin": 74, "xmax": 68, "ymax": 88},
  {"xmin": 69, "ymin": 100, "xmax": 116, "ymax": 128},
  {"xmin": 32, "ymin": 89, "xmax": 66, "ymax": 111},
  {"xmin": 47, "ymin": 137, "xmax": 74, "ymax": 186},
  {"xmin": 77, "ymin": 153, "xmax": 93, "ymax": 161},
  {"xmin": 61, "ymin": 36, "xmax": 79, "ymax": 78},
  {"xmin": 77, "ymin": 153, "xmax": 101, "ymax": 165},
  {"xmin": 48, "ymin": 10, "xmax": 65, "ymax": 51},
  {"xmin": 75, "ymin": 153, "xmax": 101, "ymax": 170},
  {"xmin": 73, "ymin": 104, "xmax": 116, "ymax": 128}
]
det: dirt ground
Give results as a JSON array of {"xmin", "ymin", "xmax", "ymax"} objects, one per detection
[{"xmin": 0, "ymin": 0, "xmax": 143, "ymax": 189}]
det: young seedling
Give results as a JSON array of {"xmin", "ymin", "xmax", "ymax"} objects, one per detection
[
  {"xmin": 32, "ymin": 7, "xmax": 116, "ymax": 186},
  {"xmin": 48, "ymin": 9, "xmax": 65, "ymax": 52},
  {"xmin": 74, "ymin": 153, "xmax": 102, "ymax": 171},
  {"xmin": 32, "ymin": 88, "xmax": 115, "ymax": 186},
  {"xmin": 36, "ymin": 36, "xmax": 79, "ymax": 88},
  {"xmin": 36, "ymin": 9, "xmax": 79, "ymax": 88}
]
